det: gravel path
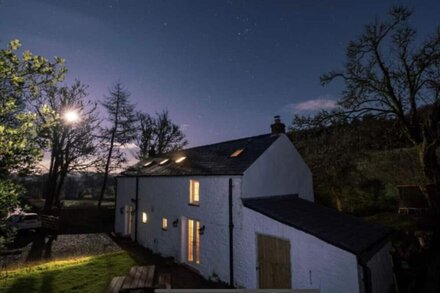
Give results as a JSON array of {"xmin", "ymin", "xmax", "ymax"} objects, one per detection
[{"xmin": 1, "ymin": 233, "xmax": 121, "ymax": 270}]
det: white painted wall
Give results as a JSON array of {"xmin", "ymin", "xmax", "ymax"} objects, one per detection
[
  {"xmin": 116, "ymin": 175, "xmax": 241, "ymax": 283},
  {"xmin": 114, "ymin": 136, "xmax": 391, "ymax": 292},
  {"xmin": 242, "ymin": 134, "xmax": 314, "ymax": 201},
  {"xmin": 366, "ymin": 242, "xmax": 394, "ymax": 293},
  {"xmin": 234, "ymin": 203, "xmax": 361, "ymax": 293}
]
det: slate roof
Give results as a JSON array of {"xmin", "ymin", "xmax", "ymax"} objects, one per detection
[
  {"xmin": 122, "ymin": 133, "xmax": 281, "ymax": 176},
  {"xmin": 242, "ymin": 195, "xmax": 392, "ymax": 261}
]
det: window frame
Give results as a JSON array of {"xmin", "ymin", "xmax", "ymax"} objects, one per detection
[
  {"xmin": 162, "ymin": 217, "xmax": 168, "ymax": 231},
  {"xmin": 189, "ymin": 179, "xmax": 200, "ymax": 206}
]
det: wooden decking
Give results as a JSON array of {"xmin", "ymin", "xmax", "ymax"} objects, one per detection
[{"xmin": 105, "ymin": 265, "xmax": 156, "ymax": 293}]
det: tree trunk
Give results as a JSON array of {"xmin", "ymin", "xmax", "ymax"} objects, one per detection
[
  {"xmin": 98, "ymin": 95, "xmax": 120, "ymax": 208},
  {"xmin": 97, "ymin": 136, "xmax": 114, "ymax": 208},
  {"xmin": 418, "ymin": 140, "xmax": 440, "ymax": 209},
  {"xmin": 54, "ymin": 167, "xmax": 68, "ymax": 210},
  {"xmin": 44, "ymin": 129, "xmax": 68, "ymax": 212},
  {"xmin": 44, "ymin": 151, "xmax": 61, "ymax": 212}
]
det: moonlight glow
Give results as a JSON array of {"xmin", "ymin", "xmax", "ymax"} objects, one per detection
[{"xmin": 63, "ymin": 110, "xmax": 80, "ymax": 123}]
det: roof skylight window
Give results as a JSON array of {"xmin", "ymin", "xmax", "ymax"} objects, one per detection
[
  {"xmin": 144, "ymin": 161, "xmax": 153, "ymax": 167},
  {"xmin": 159, "ymin": 158, "xmax": 169, "ymax": 165},
  {"xmin": 230, "ymin": 149, "xmax": 244, "ymax": 158},
  {"xmin": 175, "ymin": 156, "xmax": 186, "ymax": 163}
]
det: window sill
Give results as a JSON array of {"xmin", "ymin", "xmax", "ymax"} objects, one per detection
[{"xmin": 188, "ymin": 203, "xmax": 199, "ymax": 207}]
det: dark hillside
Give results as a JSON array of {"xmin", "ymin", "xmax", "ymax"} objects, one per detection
[{"xmin": 288, "ymin": 116, "xmax": 424, "ymax": 215}]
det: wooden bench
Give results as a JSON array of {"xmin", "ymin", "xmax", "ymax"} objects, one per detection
[
  {"xmin": 105, "ymin": 276, "xmax": 126, "ymax": 293},
  {"xmin": 105, "ymin": 265, "xmax": 155, "ymax": 292},
  {"xmin": 121, "ymin": 265, "xmax": 155, "ymax": 291},
  {"xmin": 40, "ymin": 214, "xmax": 60, "ymax": 232},
  {"xmin": 158, "ymin": 273, "xmax": 171, "ymax": 289}
]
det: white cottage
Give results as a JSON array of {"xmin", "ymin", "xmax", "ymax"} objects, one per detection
[{"xmin": 115, "ymin": 117, "xmax": 394, "ymax": 293}]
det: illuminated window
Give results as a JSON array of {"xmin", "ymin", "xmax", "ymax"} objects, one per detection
[
  {"xmin": 144, "ymin": 161, "xmax": 153, "ymax": 167},
  {"xmin": 189, "ymin": 180, "xmax": 200, "ymax": 205},
  {"xmin": 162, "ymin": 218, "xmax": 168, "ymax": 230},
  {"xmin": 142, "ymin": 212, "xmax": 148, "ymax": 223},
  {"xmin": 187, "ymin": 219, "xmax": 200, "ymax": 264},
  {"xmin": 230, "ymin": 149, "xmax": 244, "ymax": 157},
  {"xmin": 175, "ymin": 156, "xmax": 186, "ymax": 163},
  {"xmin": 160, "ymin": 158, "xmax": 169, "ymax": 165}
]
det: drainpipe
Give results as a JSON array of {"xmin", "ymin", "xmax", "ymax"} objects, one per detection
[
  {"xmin": 135, "ymin": 176, "xmax": 139, "ymax": 242},
  {"xmin": 361, "ymin": 263, "xmax": 372, "ymax": 293},
  {"xmin": 114, "ymin": 177, "xmax": 118, "ymax": 233},
  {"xmin": 228, "ymin": 178, "xmax": 234, "ymax": 287}
]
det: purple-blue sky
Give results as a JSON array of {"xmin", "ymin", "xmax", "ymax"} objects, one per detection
[{"xmin": 1, "ymin": 0, "xmax": 440, "ymax": 148}]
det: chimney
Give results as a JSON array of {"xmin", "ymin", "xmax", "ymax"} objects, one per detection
[{"xmin": 270, "ymin": 115, "xmax": 285, "ymax": 134}]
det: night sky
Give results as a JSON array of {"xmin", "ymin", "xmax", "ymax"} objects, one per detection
[{"xmin": 1, "ymin": 0, "xmax": 440, "ymax": 148}]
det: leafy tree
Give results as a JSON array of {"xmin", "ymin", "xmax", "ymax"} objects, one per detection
[
  {"xmin": 0, "ymin": 39, "xmax": 65, "ymax": 247},
  {"xmin": 98, "ymin": 82, "xmax": 136, "ymax": 207},
  {"xmin": 135, "ymin": 110, "xmax": 187, "ymax": 159},
  {"xmin": 29, "ymin": 81, "xmax": 100, "ymax": 211},
  {"xmin": 318, "ymin": 6, "xmax": 440, "ymax": 206}
]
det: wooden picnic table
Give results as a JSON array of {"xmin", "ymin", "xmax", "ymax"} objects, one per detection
[
  {"xmin": 122, "ymin": 265, "xmax": 155, "ymax": 291},
  {"xmin": 106, "ymin": 265, "xmax": 155, "ymax": 292}
]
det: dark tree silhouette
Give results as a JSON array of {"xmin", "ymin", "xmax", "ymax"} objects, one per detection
[
  {"xmin": 135, "ymin": 110, "xmax": 187, "ymax": 159},
  {"xmin": 30, "ymin": 81, "xmax": 100, "ymax": 211},
  {"xmin": 98, "ymin": 82, "xmax": 136, "ymax": 207},
  {"xmin": 317, "ymin": 6, "xmax": 440, "ymax": 205}
]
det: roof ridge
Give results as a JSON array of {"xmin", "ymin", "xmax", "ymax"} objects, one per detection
[
  {"xmin": 244, "ymin": 195, "xmax": 381, "ymax": 225},
  {"xmin": 126, "ymin": 132, "xmax": 283, "ymax": 176},
  {"xmin": 149, "ymin": 132, "xmax": 279, "ymax": 158}
]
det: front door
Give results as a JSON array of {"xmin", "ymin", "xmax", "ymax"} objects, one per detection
[
  {"xmin": 257, "ymin": 234, "xmax": 292, "ymax": 289},
  {"xmin": 187, "ymin": 218, "xmax": 200, "ymax": 265}
]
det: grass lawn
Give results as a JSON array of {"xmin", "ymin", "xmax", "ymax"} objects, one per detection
[{"xmin": 0, "ymin": 251, "xmax": 136, "ymax": 293}]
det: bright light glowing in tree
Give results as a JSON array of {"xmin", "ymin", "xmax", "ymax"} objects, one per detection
[{"xmin": 63, "ymin": 110, "xmax": 80, "ymax": 123}]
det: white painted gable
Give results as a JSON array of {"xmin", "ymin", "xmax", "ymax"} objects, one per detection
[{"xmin": 242, "ymin": 134, "xmax": 314, "ymax": 201}]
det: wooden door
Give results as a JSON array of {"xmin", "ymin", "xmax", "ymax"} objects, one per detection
[{"xmin": 257, "ymin": 234, "xmax": 292, "ymax": 289}]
